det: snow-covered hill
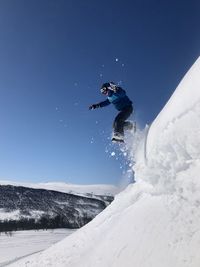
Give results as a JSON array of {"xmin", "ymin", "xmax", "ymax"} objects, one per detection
[
  {"xmin": 0, "ymin": 185, "xmax": 113, "ymax": 230},
  {"xmin": 8, "ymin": 57, "xmax": 200, "ymax": 267}
]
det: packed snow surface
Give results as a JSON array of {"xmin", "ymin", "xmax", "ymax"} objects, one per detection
[
  {"xmin": 7, "ymin": 57, "xmax": 200, "ymax": 267},
  {"xmin": 0, "ymin": 229, "xmax": 75, "ymax": 267}
]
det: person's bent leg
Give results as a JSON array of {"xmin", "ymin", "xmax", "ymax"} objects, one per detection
[
  {"xmin": 113, "ymin": 105, "xmax": 133, "ymax": 136},
  {"xmin": 113, "ymin": 112, "xmax": 125, "ymax": 137}
]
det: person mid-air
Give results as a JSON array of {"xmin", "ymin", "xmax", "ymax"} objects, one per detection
[{"xmin": 89, "ymin": 82, "xmax": 135, "ymax": 143}]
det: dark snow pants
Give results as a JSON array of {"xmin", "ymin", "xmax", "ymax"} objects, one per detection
[{"xmin": 113, "ymin": 105, "xmax": 133, "ymax": 136}]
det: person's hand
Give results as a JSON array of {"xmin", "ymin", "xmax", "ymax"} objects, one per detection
[{"xmin": 89, "ymin": 104, "xmax": 100, "ymax": 110}]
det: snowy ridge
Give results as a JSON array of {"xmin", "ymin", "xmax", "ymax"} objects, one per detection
[
  {"xmin": 0, "ymin": 181, "xmax": 118, "ymax": 197},
  {"xmin": 8, "ymin": 57, "xmax": 200, "ymax": 267}
]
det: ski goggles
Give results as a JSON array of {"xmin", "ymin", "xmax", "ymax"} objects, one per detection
[{"xmin": 100, "ymin": 87, "xmax": 109, "ymax": 94}]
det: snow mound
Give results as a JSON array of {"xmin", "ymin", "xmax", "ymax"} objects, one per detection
[
  {"xmin": 133, "ymin": 57, "xmax": 200, "ymax": 192},
  {"xmin": 8, "ymin": 57, "xmax": 200, "ymax": 267}
]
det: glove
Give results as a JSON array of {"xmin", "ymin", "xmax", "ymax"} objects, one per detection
[{"xmin": 89, "ymin": 104, "xmax": 100, "ymax": 110}]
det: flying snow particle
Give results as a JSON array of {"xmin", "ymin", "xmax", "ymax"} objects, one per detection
[
  {"xmin": 111, "ymin": 152, "xmax": 116, "ymax": 157},
  {"xmin": 115, "ymin": 58, "xmax": 119, "ymax": 62}
]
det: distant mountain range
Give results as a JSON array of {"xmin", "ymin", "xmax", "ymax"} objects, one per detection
[
  {"xmin": 0, "ymin": 180, "xmax": 118, "ymax": 196},
  {"xmin": 0, "ymin": 183, "xmax": 115, "ymax": 231}
]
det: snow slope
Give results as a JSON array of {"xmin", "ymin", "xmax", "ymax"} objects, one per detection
[{"xmin": 8, "ymin": 57, "xmax": 200, "ymax": 267}]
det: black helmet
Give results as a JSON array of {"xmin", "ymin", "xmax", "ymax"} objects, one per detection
[{"xmin": 100, "ymin": 82, "xmax": 117, "ymax": 94}]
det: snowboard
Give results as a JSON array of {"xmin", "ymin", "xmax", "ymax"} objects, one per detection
[{"xmin": 112, "ymin": 137, "xmax": 124, "ymax": 143}]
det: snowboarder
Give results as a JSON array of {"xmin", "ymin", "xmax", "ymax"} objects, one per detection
[{"xmin": 89, "ymin": 82, "xmax": 134, "ymax": 142}]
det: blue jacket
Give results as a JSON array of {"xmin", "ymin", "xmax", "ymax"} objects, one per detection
[{"xmin": 99, "ymin": 87, "xmax": 132, "ymax": 111}]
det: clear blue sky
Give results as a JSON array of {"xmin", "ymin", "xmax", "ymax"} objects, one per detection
[{"xmin": 0, "ymin": 0, "xmax": 199, "ymax": 185}]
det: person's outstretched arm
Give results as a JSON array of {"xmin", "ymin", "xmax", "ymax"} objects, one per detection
[{"xmin": 89, "ymin": 99, "xmax": 110, "ymax": 110}]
